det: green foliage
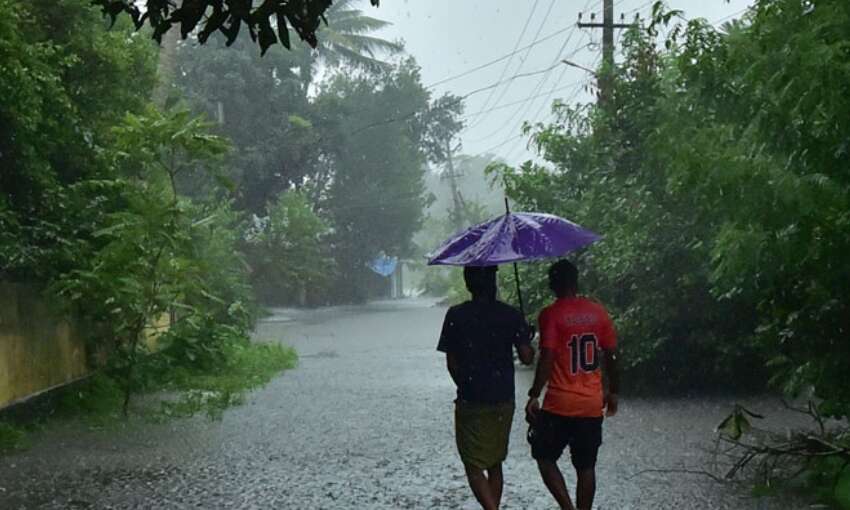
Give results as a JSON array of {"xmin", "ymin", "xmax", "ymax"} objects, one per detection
[
  {"xmin": 803, "ymin": 455, "xmax": 850, "ymax": 509},
  {"xmin": 419, "ymin": 93, "xmax": 466, "ymax": 166},
  {"xmin": 835, "ymin": 464, "xmax": 850, "ymax": 510},
  {"xmin": 0, "ymin": 0, "xmax": 156, "ymax": 283},
  {"xmin": 173, "ymin": 35, "xmax": 316, "ymax": 210},
  {"xmin": 244, "ymin": 191, "xmax": 333, "ymax": 306},
  {"xmin": 293, "ymin": 0, "xmax": 403, "ymax": 86},
  {"xmin": 174, "ymin": 15, "xmax": 441, "ymax": 305},
  {"xmin": 51, "ymin": 107, "xmax": 251, "ymax": 414},
  {"xmin": 0, "ymin": 421, "xmax": 28, "ymax": 451},
  {"xmin": 90, "ymin": 0, "xmax": 381, "ymax": 53},
  {"xmin": 55, "ymin": 373, "xmax": 125, "ymax": 420},
  {"xmin": 0, "ymin": 0, "xmax": 296, "ymax": 435},
  {"xmin": 314, "ymin": 59, "xmax": 434, "ymax": 302},
  {"xmin": 418, "ymin": 198, "xmax": 493, "ymax": 302},
  {"xmin": 716, "ymin": 405, "xmax": 764, "ymax": 441},
  {"xmin": 154, "ymin": 343, "xmax": 297, "ymax": 420},
  {"xmin": 492, "ymin": 0, "xmax": 850, "ymax": 400}
]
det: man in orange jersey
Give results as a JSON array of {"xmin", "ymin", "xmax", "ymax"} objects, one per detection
[{"xmin": 525, "ymin": 260, "xmax": 620, "ymax": 510}]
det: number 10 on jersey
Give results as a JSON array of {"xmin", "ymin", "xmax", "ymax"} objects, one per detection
[{"xmin": 567, "ymin": 333, "xmax": 600, "ymax": 375}]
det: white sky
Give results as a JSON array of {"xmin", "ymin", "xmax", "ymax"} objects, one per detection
[{"xmin": 370, "ymin": 0, "xmax": 754, "ymax": 167}]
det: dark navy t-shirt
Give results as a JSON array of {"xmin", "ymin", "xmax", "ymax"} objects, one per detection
[{"xmin": 437, "ymin": 300, "xmax": 531, "ymax": 404}]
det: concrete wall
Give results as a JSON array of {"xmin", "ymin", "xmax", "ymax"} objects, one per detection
[
  {"xmin": 0, "ymin": 283, "xmax": 88, "ymax": 410},
  {"xmin": 0, "ymin": 283, "xmax": 170, "ymax": 410}
]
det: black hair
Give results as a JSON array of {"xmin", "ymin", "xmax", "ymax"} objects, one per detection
[
  {"xmin": 548, "ymin": 259, "xmax": 578, "ymax": 296},
  {"xmin": 463, "ymin": 266, "xmax": 498, "ymax": 300}
]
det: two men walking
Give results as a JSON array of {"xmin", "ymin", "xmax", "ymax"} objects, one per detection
[{"xmin": 438, "ymin": 260, "xmax": 620, "ymax": 510}]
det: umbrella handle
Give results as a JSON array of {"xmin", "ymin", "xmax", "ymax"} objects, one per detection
[{"xmin": 513, "ymin": 261, "xmax": 526, "ymax": 317}]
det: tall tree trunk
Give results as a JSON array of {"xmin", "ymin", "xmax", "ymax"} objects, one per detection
[{"xmin": 153, "ymin": 5, "xmax": 182, "ymax": 107}]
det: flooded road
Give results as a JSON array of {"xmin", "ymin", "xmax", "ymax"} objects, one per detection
[{"xmin": 1, "ymin": 299, "xmax": 800, "ymax": 509}]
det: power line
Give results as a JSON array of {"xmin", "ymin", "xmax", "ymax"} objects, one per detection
[
  {"xmin": 465, "ymin": 28, "xmax": 589, "ymax": 143},
  {"xmin": 498, "ymin": 53, "xmax": 599, "ymax": 162},
  {"xmin": 622, "ymin": 0, "xmax": 655, "ymax": 16},
  {"xmin": 350, "ymin": 61, "xmax": 568, "ymax": 134},
  {"xmin": 468, "ymin": 0, "xmax": 559, "ymax": 129},
  {"xmin": 424, "ymin": 24, "xmax": 579, "ymax": 90},
  {"xmin": 470, "ymin": 133, "xmax": 526, "ymax": 159},
  {"xmin": 712, "ymin": 7, "xmax": 749, "ymax": 26},
  {"xmin": 467, "ymin": 77, "xmax": 588, "ymax": 164},
  {"xmin": 461, "ymin": 78, "xmax": 585, "ymax": 120},
  {"xmin": 463, "ymin": 0, "xmax": 541, "ymax": 121},
  {"xmin": 464, "ymin": 0, "xmax": 594, "ymax": 144},
  {"xmin": 502, "ymin": 78, "xmax": 588, "ymax": 161}
]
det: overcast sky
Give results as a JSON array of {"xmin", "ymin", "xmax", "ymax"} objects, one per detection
[{"xmin": 368, "ymin": 0, "xmax": 754, "ymax": 167}]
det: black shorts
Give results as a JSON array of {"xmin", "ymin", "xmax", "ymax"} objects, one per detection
[{"xmin": 528, "ymin": 411, "xmax": 603, "ymax": 470}]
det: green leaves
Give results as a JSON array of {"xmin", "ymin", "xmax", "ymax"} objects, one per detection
[
  {"xmin": 493, "ymin": 0, "xmax": 850, "ymax": 402},
  {"xmin": 716, "ymin": 405, "xmax": 764, "ymax": 441},
  {"xmin": 243, "ymin": 190, "xmax": 332, "ymax": 305},
  {"xmin": 90, "ymin": 0, "xmax": 339, "ymax": 53}
]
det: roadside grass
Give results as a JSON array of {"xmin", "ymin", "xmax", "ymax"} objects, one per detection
[
  {"xmin": 55, "ymin": 372, "xmax": 126, "ymax": 424},
  {"xmin": 0, "ymin": 421, "xmax": 28, "ymax": 452},
  {"xmin": 155, "ymin": 342, "xmax": 297, "ymax": 420}
]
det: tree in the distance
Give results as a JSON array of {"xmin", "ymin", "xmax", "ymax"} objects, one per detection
[
  {"xmin": 173, "ymin": 35, "xmax": 320, "ymax": 212},
  {"xmin": 314, "ymin": 59, "xmax": 431, "ymax": 302},
  {"xmin": 292, "ymin": 0, "xmax": 403, "ymax": 88}
]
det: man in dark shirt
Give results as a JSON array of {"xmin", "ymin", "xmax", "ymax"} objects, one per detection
[{"xmin": 437, "ymin": 266, "xmax": 535, "ymax": 510}]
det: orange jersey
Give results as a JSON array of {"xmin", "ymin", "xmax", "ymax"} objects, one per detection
[{"xmin": 539, "ymin": 296, "xmax": 617, "ymax": 417}]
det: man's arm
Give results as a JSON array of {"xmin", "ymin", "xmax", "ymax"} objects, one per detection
[
  {"xmin": 446, "ymin": 352, "xmax": 462, "ymax": 387},
  {"xmin": 525, "ymin": 347, "xmax": 555, "ymax": 420},
  {"xmin": 437, "ymin": 308, "xmax": 460, "ymax": 386},
  {"xmin": 603, "ymin": 348, "xmax": 620, "ymax": 417},
  {"xmin": 516, "ymin": 343, "xmax": 535, "ymax": 365},
  {"xmin": 516, "ymin": 315, "xmax": 536, "ymax": 365}
]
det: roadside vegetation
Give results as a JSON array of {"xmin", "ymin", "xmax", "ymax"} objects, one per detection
[
  {"xmin": 488, "ymin": 2, "xmax": 850, "ymax": 506},
  {"xmin": 2, "ymin": 0, "xmax": 848, "ymax": 507},
  {"xmin": 0, "ymin": 0, "xmax": 462, "ymax": 450}
]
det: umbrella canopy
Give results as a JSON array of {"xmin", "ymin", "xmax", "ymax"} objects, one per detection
[{"xmin": 428, "ymin": 212, "xmax": 601, "ymax": 267}]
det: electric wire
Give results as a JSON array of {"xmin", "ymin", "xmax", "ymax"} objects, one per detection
[
  {"xmin": 712, "ymin": 7, "xmax": 750, "ymax": 26},
  {"xmin": 349, "ymin": 61, "xmax": 568, "ymax": 134},
  {"xmin": 460, "ymin": 78, "xmax": 586, "ymax": 120},
  {"xmin": 462, "ymin": 0, "xmax": 541, "ymax": 122},
  {"xmin": 424, "ymin": 24, "xmax": 580, "ymax": 90},
  {"xmin": 466, "ymin": 0, "xmax": 559, "ymax": 130},
  {"xmin": 622, "ymin": 0, "xmax": 655, "ymax": 16},
  {"xmin": 501, "ymin": 77, "xmax": 588, "ymax": 162},
  {"xmin": 465, "ymin": 0, "xmax": 595, "ymax": 158},
  {"xmin": 465, "ymin": 0, "xmax": 594, "ymax": 143},
  {"xmin": 465, "ymin": 32, "xmax": 589, "ymax": 143}
]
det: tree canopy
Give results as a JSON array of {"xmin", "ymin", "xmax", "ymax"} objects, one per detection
[
  {"xmin": 92, "ymin": 0, "xmax": 381, "ymax": 54},
  {"xmin": 492, "ymin": 1, "xmax": 850, "ymax": 418}
]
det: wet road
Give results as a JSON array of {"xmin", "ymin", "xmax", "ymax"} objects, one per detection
[{"xmin": 1, "ymin": 299, "xmax": 802, "ymax": 509}]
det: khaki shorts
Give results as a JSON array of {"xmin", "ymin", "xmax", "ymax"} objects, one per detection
[{"xmin": 455, "ymin": 401, "xmax": 515, "ymax": 469}]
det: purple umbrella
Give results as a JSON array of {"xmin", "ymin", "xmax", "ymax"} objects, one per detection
[{"xmin": 428, "ymin": 200, "xmax": 601, "ymax": 314}]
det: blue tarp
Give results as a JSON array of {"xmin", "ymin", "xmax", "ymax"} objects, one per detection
[{"xmin": 368, "ymin": 255, "xmax": 398, "ymax": 277}]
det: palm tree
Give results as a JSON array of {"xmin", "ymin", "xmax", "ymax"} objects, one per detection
[{"xmin": 295, "ymin": 0, "xmax": 404, "ymax": 87}]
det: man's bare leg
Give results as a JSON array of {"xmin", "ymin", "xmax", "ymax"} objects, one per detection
[
  {"xmin": 537, "ymin": 459, "xmax": 576, "ymax": 510},
  {"xmin": 464, "ymin": 464, "xmax": 499, "ymax": 510},
  {"xmin": 486, "ymin": 463, "xmax": 504, "ymax": 507},
  {"xmin": 575, "ymin": 467, "xmax": 596, "ymax": 510}
]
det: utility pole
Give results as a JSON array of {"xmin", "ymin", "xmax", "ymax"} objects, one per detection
[
  {"xmin": 577, "ymin": 0, "xmax": 637, "ymax": 106},
  {"xmin": 443, "ymin": 138, "xmax": 466, "ymax": 230}
]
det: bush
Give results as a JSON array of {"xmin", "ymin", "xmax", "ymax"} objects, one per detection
[
  {"xmin": 151, "ymin": 341, "xmax": 298, "ymax": 420},
  {"xmin": 0, "ymin": 421, "xmax": 27, "ymax": 452}
]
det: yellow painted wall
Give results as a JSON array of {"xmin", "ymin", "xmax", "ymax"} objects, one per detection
[
  {"xmin": 143, "ymin": 313, "xmax": 171, "ymax": 351},
  {"xmin": 0, "ymin": 283, "xmax": 171, "ymax": 410},
  {"xmin": 0, "ymin": 283, "xmax": 88, "ymax": 409}
]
